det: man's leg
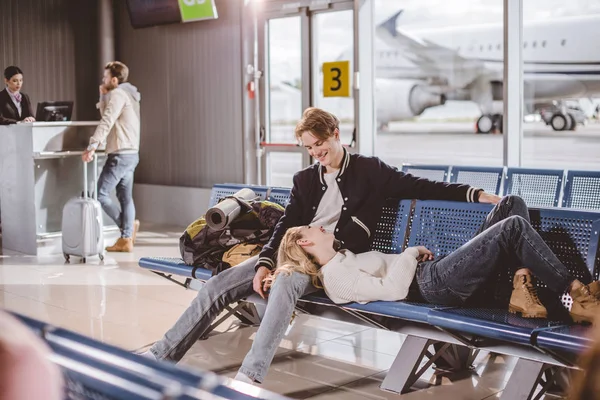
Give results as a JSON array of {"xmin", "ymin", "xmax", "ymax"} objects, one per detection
[
  {"xmin": 150, "ymin": 257, "xmax": 257, "ymax": 362},
  {"xmin": 97, "ymin": 155, "xmax": 122, "ymax": 227},
  {"xmin": 114, "ymin": 154, "xmax": 139, "ymax": 239},
  {"xmin": 238, "ymin": 271, "xmax": 316, "ymax": 383}
]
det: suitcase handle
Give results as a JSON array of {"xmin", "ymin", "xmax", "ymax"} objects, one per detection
[{"xmin": 82, "ymin": 154, "xmax": 98, "ymax": 200}]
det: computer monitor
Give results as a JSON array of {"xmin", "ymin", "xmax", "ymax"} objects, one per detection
[{"xmin": 35, "ymin": 101, "xmax": 74, "ymax": 122}]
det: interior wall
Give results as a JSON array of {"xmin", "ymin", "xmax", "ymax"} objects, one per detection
[
  {"xmin": 115, "ymin": 0, "xmax": 245, "ymax": 188},
  {"xmin": 0, "ymin": 0, "xmax": 100, "ymax": 121}
]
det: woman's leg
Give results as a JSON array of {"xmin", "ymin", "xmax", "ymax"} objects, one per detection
[{"xmin": 416, "ymin": 214, "xmax": 575, "ymax": 306}]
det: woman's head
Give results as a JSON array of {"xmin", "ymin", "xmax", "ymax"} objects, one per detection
[
  {"xmin": 4, "ymin": 66, "xmax": 23, "ymax": 93},
  {"xmin": 272, "ymin": 225, "xmax": 336, "ymax": 288},
  {"xmin": 295, "ymin": 107, "xmax": 344, "ymax": 169}
]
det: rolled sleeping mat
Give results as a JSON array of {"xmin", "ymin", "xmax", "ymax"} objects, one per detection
[{"xmin": 205, "ymin": 188, "xmax": 257, "ymax": 230}]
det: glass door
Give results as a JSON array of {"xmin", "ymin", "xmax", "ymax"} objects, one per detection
[{"xmin": 258, "ymin": 1, "xmax": 356, "ymax": 187}]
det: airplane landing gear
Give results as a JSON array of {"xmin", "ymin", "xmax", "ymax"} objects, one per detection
[
  {"xmin": 550, "ymin": 113, "xmax": 576, "ymax": 131},
  {"xmin": 476, "ymin": 114, "xmax": 503, "ymax": 134}
]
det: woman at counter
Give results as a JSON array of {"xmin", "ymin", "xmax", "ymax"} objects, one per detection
[{"xmin": 0, "ymin": 66, "xmax": 35, "ymax": 125}]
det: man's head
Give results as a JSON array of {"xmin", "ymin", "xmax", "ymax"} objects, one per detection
[
  {"xmin": 102, "ymin": 61, "xmax": 129, "ymax": 91},
  {"xmin": 295, "ymin": 107, "xmax": 344, "ymax": 170}
]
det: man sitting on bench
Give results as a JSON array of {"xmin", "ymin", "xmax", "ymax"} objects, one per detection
[
  {"xmin": 270, "ymin": 195, "xmax": 600, "ymax": 324},
  {"xmin": 141, "ymin": 107, "xmax": 501, "ymax": 384}
]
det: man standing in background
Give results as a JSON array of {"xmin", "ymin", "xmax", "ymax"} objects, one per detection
[{"xmin": 82, "ymin": 61, "xmax": 141, "ymax": 252}]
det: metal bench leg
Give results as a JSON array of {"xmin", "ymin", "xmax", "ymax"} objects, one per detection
[
  {"xmin": 200, "ymin": 302, "xmax": 262, "ymax": 339},
  {"xmin": 500, "ymin": 358, "xmax": 548, "ymax": 400},
  {"xmin": 380, "ymin": 336, "xmax": 448, "ymax": 394}
]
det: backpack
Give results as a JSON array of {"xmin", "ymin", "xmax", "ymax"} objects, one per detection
[{"xmin": 179, "ymin": 198, "xmax": 285, "ymax": 275}]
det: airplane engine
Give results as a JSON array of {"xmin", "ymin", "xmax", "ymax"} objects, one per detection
[{"xmin": 376, "ymin": 79, "xmax": 446, "ymax": 124}]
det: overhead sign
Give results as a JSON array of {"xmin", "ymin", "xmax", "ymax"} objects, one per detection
[
  {"xmin": 322, "ymin": 61, "xmax": 350, "ymax": 97},
  {"xmin": 178, "ymin": 0, "xmax": 218, "ymax": 22}
]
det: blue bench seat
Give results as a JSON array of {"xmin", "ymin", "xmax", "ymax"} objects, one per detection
[{"xmin": 427, "ymin": 308, "xmax": 569, "ymax": 346}]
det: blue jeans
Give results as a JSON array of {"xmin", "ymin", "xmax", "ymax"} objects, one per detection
[
  {"xmin": 416, "ymin": 195, "xmax": 575, "ymax": 305},
  {"xmin": 149, "ymin": 256, "xmax": 316, "ymax": 383},
  {"xmin": 97, "ymin": 153, "xmax": 139, "ymax": 238}
]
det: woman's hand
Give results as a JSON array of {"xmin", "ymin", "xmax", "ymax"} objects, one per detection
[{"xmin": 415, "ymin": 246, "xmax": 434, "ymax": 261}]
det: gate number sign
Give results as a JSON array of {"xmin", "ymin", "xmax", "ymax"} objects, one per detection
[{"xmin": 323, "ymin": 61, "xmax": 350, "ymax": 97}]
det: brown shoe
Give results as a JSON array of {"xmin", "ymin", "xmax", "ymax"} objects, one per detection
[
  {"xmin": 508, "ymin": 273, "xmax": 548, "ymax": 318},
  {"xmin": 587, "ymin": 281, "xmax": 600, "ymax": 300},
  {"xmin": 105, "ymin": 237, "xmax": 133, "ymax": 253},
  {"xmin": 570, "ymin": 284, "xmax": 600, "ymax": 324},
  {"xmin": 132, "ymin": 219, "xmax": 140, "ymax": 244}
]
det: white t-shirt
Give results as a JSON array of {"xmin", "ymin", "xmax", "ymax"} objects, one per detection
[{"xmin": 310, "ymin": 171, "xmax": 345, "ymax": 232}]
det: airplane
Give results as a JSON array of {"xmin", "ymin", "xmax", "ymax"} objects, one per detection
[{"xmin": 371, "ymin": 11, "xmax": 600, "ymax": 133}]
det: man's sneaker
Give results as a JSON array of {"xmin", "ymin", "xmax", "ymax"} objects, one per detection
[
  {"xmin": 105, "ymin": 237, "xmax": 133, "ymax": 253},
  {"xmin": 508, "ymin": 273, "xmax": 548, "ymax": 318},
  {"xmin": 570, "ymin": 284, "xmax": 600, "ymax": 324}
]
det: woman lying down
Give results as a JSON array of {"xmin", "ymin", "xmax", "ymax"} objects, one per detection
[{"xmin": 266, "ymin": 196, "xmax": 600, "ymax": 324}]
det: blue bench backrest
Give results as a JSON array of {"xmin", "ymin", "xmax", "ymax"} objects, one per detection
[
  {"xmin": 370, "ymin": 199, "xmax": 413, "ymax": 254},
  {"xmin": 529, "ymin": 208, "xmax": 600, "ymax": 282},
  {"xmin": 406, "ymin": 200, "xmax": 493, "ymax": 257},
  {"xmin": 504, "ymin": 168, "xmax": 564, "ymax": 207},
  {"xmin": 449, "ymin": 166, "xmax": 504, "ymax": 195},
  {"xmin": 268, "ymin": 187, "xmax": 292, "ymax": 208},
  {"xmin": 209, "ymin": 184, "xmax": 270, "ymax": 208},
  {"xmin": 562, "ymin": 170, "xmax": 600, "ymax": 210},
  {"xmin": 401, "ymin": 164, "xmax": 450, "ymax": 182}
]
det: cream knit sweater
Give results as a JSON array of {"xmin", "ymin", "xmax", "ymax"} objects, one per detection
[{"xmin": 319, "ymin": 247, "xmax": 420, "ymax": 304}]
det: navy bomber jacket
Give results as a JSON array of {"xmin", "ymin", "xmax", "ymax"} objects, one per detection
[{"xmin": 256, "ymin": 148, "xmax": 483, "ymax": 271}]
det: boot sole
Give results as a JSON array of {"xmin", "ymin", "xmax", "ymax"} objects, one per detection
[{"xmin": 508, "ymin": 304, "xmax": 547, "ymax": 319}]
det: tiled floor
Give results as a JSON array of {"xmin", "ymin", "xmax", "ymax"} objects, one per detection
[{"xmin": 0, "ymin": 223, "xmax": 566, "ymax": 399}]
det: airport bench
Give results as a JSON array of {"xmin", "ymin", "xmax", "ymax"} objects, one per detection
[
  {"xmin": 401, "ymin": 164, "xmax": 450, "ymax": 182},
  {"xmin": 11, "ymin": 311, "xmax": 290, "ymax": 400},
  {"xmin": 449, "ymin": 165, "xmax": 504, "ymax": 195},
  {"xmin": 562, "ymin": 169, "xmax": 600, "ymax": 210},
  {"xmin": 139, "ymin": 184, "xmax": 600, "ymax": 398}
]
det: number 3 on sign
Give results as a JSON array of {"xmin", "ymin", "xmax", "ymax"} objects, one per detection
[{"xmin": 323, "ymin": 61, "xmax": 350, "ymax": 97}]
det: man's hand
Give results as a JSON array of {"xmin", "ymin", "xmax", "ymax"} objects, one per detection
[
  {"xmin": 99, "ymin": 84, "xmax": 108, "ymax": 96},
  {"xmin": 82, "ymin": 149, "xmax": 95, "ymax": 163},
  {"xmin": 22, "ymin": 117, "xmax": 35, "ymax": 123},
  {"xmin": 415, "ymin": 246, "xmax": 434, "ymax": 261},
  {"xmin": 478, "ymin": 191, "xmax": 501, "ymax": 204},
  {"xmin": 253, "ymin": 266, "xmax": 271, "ymax": 299}
]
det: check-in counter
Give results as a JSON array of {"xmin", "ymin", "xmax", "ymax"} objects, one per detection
[{"xmin": 0, "ymin": 121, "xmax": 118, "ymax": 255}]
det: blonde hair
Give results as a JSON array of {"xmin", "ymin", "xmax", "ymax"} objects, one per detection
[
  {"xmin": 294, "ymin": 107, "xmax": 340, "ymax": 142},
  {"xmin": 269, "ymin": 227, "xmax": 323, "ymax": 289}
]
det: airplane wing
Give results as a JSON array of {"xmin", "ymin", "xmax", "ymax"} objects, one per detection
[{"xmin": 376, "ymin": 11, "xmax": 491, "ymax": 88}]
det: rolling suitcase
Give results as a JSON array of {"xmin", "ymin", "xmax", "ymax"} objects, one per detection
[{"xmin": 62, "ymin": 154, "xmax": 104, "ymax": 263}]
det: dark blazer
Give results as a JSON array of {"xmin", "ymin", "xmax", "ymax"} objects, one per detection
[
  {"xmin": 256, "ymin": 147, "xmax": 483, "ymax": 271},
  {"xmin": 0, "ymin": 88, "xmax": 34, "ymax": 125}
]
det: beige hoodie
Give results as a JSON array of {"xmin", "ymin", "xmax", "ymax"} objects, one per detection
[{"xmin": 89, "ymin": 83, "xmax": 141, "ymax": 154}]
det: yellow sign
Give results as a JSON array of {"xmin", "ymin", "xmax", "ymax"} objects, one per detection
[{"xmin": 323, "ymin": 61, "xmax": 350, "ymax": 97}]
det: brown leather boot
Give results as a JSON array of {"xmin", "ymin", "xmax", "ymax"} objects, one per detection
[
  {"xmin": 570, "ymin": 284, "xmax": 600, "ymax": 324},
  {"xmin": 508, "ymin": 273, "xmax": 548, "ymax": 318},
  {"xmin": 587, "ymin": 281, "xmax": 600, "ymax": 300},
  {"xmin": 132, "ymin": 220, "xmax": 140, "ymax": 244},
  {"xmin": 105, "ymin": 237, "xmax": 133, "ymax": 253}
]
